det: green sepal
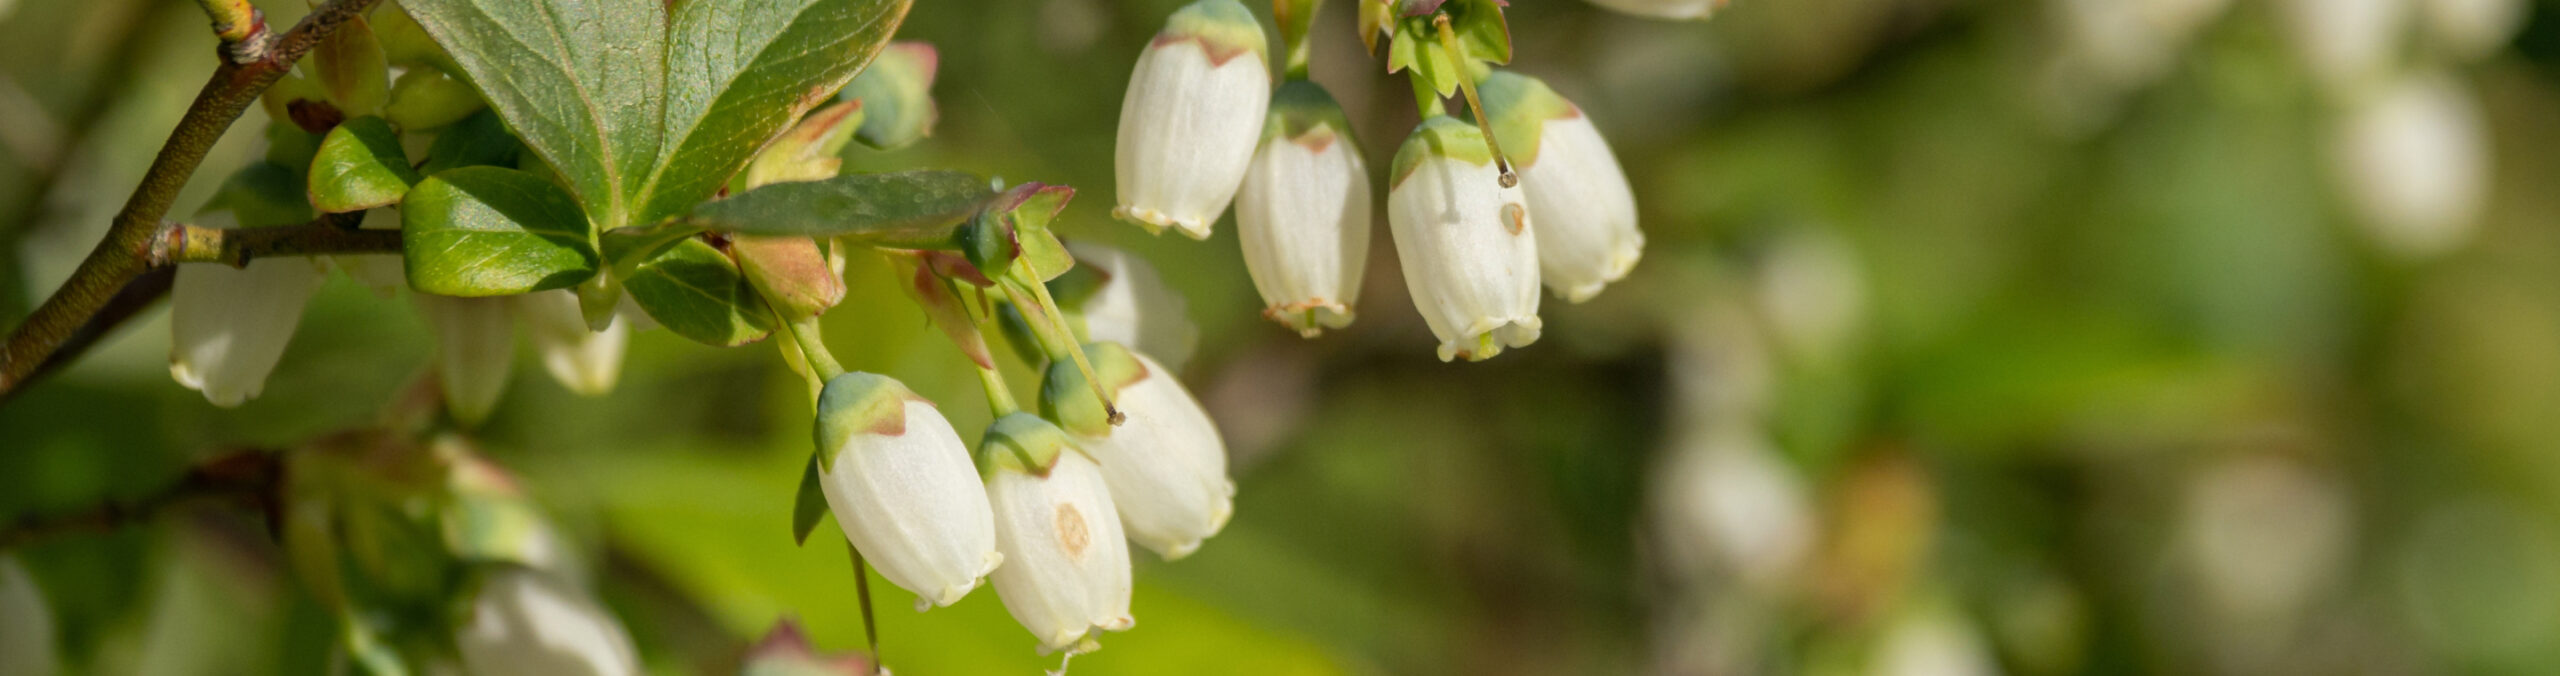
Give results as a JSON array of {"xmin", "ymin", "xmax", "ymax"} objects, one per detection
[
  {"xmin": 384, "ymin": 68, "xmax": 486, "ymax": 131},
  {"xmin": 1475, "ymin": 70, "xmax": 1574, "ymax": 168},
  {"xmin": 1265, "ymin": 80, "xmax": 1357, "ymax": 147},
  {"xmin": 1389, "ymin": 115, "xmax": 1497, "ymax": 188},
  {"xmin": 993, "ymin": 300, "xmax": 1047, "ymax": 369},
  {"xmin": 206, "ymin": 161, "xmax": 318, "ymax": 228},
  {"xmin": 892, "ymin": 252, "xmax": 997, "ymax": 370},
  {"xmin": 1384, "ymin": 0, "xmax": 1508, "ymax": 96},
  {"xmin": 814, "ymin": 372, "xmax": 919, "ymax": 473},
  {"xmin": 838, "ymin": 41, "xmax": 939, "ymax": 150},
  {"xmin": 976, "ymin": 412, "xmax": 1073, "ymax": 478},
  {"xmin": 418, "ymin": 109, "xmax": 523, "ymax": 176},
  {"xmin": 1038, "ymin": 342, "xmax": 1149, "ymax": 437},
  {"xmin": 961, "ymin": 182, "xmax": 1078, "ymax": 282},
  {"xmin": 623, "ymin": 238, "xmax": 773, "ymax": 346},
  {"xmin": 309, "ymin": 116, "xmax": 421, "ymax": 213},
  {"xmin": 792, "ymin": 452, "xmax": 829, "ymax": 546},
  {"xmin": 1160, "ymin": 0, "xmax": 1270, "ymax": 67},
  {"xmin": 309, "ymin": 15, "xmax": 391, "ymax": 117},
  {"xmin": 400, "ymin": 166, "xmax": 599, "ymax": 296}
]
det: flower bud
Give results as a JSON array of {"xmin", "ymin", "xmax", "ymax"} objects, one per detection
[
  {"xmin": 1041, "ymin": 343, "xmax": 1232, "ymax": 560},
  {"xmin": 1235, "ymin": 81, "xmax": 1372, "ymax": 336},
  {"xmin": 1064, "ymin": 243, "xmax": 1199, "ymax": 372},
  {"xmin": 1580, "ymin": 0, "xmax": 1724, "ymax": 20},
  {"xmin": 456, "ymin": 568, "xmax": 641, "ymax": 676},
  {"xmin": 980, "ymin": 414, "xmax": 1135, "ymax": 655},
  {"xmin": 1112, "ymin": 0, "xmax": 1272, "ymax": 239},
  {"xmin": 170, "ymin": 212, "xmax": 325, "ymax": 408},
  {"xmin": 1386, "ymin": 117, "xmax": 1543, "ymax": 361},
  {"xmin": 2334, "ymin": 73, "xmax": 2486, "ymax": 259},
  {"xmin": 414, "ymin": 293, "xmax": 515, "ymax": 427},
  {"xmin": 513, "ymin": 289, "xmax": 627, "ymax": 396},
  {"xmin": 1481, "ymin": 72, "xmax": 1642, "ymax": 303},
  {"xmin": 815, "ymin": 372, "xmax": 1002, "ymax": 611}
]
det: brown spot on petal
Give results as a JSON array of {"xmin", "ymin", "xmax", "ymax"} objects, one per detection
[
  {"xmin": 1055, "ymin": 503, "xmax": 1091, "ymax": 558},
  {"xmin": 1502, "ymin": 203, "xmax": 1527, "ymax": 236}
]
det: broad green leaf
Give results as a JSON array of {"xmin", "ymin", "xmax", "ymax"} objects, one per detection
[
  {"xmin": 402, "ymin": 166, "xmax": 598, "ymax": 296},
  {"xmin": 206, "ymin": 162, "xmax": 317, "ymax": 228},
  {"xmin": 624, "ymin": 238, "xmax": 773, "ymax": 346},
  {"xmin": 837, "ymin": 41, "xmax": 937, "ymax": 150},
  {"xmin": 792, "ymin": 453, "xmax": 828, "ymax": 546},
  {"xmin": 401, "ymin": 0, "xmax": 668, "ymax": 230},
  {"xmin": 309, "ymin": 116, "xmax": 420, "ymax": 213},
  {"xmin": 686, "ymin": 170, "xmax": 993, "ymax": 246},
  {"xmin": 637, "ymin": 0, "xmax": 914, "ymax": 225},
  {"xmin": 418, "ymin": 109, "xmax": 522, "ymax": 176}
]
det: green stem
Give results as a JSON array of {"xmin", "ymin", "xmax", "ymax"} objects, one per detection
[
  {"xmin": 1409, "ymin": 69, "xmax": 1447, "ymax": 119},
  {"xmin": 788, "ymin": 315, "xmax": 846, "ymax": 380},
  {"xmin": 159, "ymin": 215, "xmax": 401, "ymax": 266},
  {"xmin": 1008, "ymin": 276, "xmax": 1121, "ymax": 425},
  {"xmin": 1276, "ymin": 0, "xmax": 1322, "ymax": 81},
  {"xmin": 848, "ymin": 541, "xmax": 882, "ymax": 675},
  {"xmin": 1434, "ymin": 13, "xmax": 1515, "ymax": 187},
  {"xmin": 954, "ymin": 284, "xmax": 1022, "ymax": 417}
]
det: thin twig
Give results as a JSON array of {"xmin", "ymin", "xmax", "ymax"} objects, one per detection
[
  {"xmin": 0, "ymin": 0, "xmax": 384, "ymax": 400},
  {"xmin": 0, "ymin": 449, "xmax": 281, "ymax": 550},
  {"xmin": 154, "ymin": 213, "xmax": 400, "ymax": 268}
]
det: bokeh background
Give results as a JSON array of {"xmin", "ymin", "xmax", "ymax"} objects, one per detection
[{"xmin": 9, "ymin": 0, "xmax": 2560, "ymax": 673}]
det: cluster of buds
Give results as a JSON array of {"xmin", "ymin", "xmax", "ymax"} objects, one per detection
[{"xmin": 1112, "ymin": 0, "xmax": 1647, "ymax": 360}]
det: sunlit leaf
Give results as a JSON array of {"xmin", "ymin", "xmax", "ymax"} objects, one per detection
[
  {"xmin": 401, "ymin": 166, "xmax": 598, "ymax": 296},
  {"xmin": 308, "ymin": 116, "xmax": 419, "ymax": 213},
  {"xmin": 624, "ymin": 238, "xmax": 773, "ymax": 346},
  {"xmin": 687, "ymin": 170, "xmax": 993, "ymax": 246}
]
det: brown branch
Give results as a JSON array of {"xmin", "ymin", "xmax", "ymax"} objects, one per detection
[
  {"xmin": 155, "ymin": 213, "xmax": 401, "ymax": 267},
  {"xmin": 0, "ymin": 0, "xmax": 384, "ymax": 400},
  {"xmin": 193, "ymin": 0, "xmax": 272, "ymax": 63},
  {"xmin": 0, "ymin": 449, "xmax": 282, "ymax": 550}
]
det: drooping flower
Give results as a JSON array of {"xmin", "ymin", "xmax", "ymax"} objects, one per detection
[
  {"xmin": 170, "ymin": 210, "xmax": 326, "ymax": 408},
  {"xmin": 1041, "ymin": 342, "xmax": 1233, "ymax": 560},
  {"xmin": 1064, "ymin": 243, "xmax": 1199, "ymax": 372},
  {"xmin": 2274, "ymin": 0, "xmax": 2408, "ymax": 94},
  {"xmin": 414, "ymin": 293, "xmax": 515, "ymax": 427},
  {"xmin": 814, "ymin": 372, "xmax": 1002, "ymax": 611},
  {"xmin": 1481, "ymin": 71, "xmax": 1642, "ymax": 303},
  {"xmin": 2420, "ymin": 0, "xmax": 2527, "ymax": 61},
  {"xmin": 513, "ymin": 289, "xmax": 627, "ymax": 397},
  {"xmin": 1112, "ymin": 0, "xmax": 1271, "ymax": 239},
  {"xmin": 980, "ymin": 413, "xmax": 1135, "ymax": 655},
  {"xmin": 1580, "ymin": 0, "xmax": 1725, "ymax": 21},
  {"xmin": 1386, "ymin": 116, "xmax": 1542, "ymax": 362},
  {"xmin": 2334, "ymin": 72, "xmax": 2486, "ymax": 259},
  {"xmin": 455, "ymin": 568, "xmax": 641, "ymax": 676},
  {"xmin": 1235, "ymin": 81, "xmax": 1372, "ymax": 336}
]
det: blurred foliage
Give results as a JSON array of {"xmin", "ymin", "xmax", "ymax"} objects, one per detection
[{"xmin": 11, "ymin": 0, "xmax": 2560, "ymax": 674}]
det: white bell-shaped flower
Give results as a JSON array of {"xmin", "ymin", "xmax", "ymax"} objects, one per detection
[
  {"xmin": 1580, "ymin": 0, "xmax": 1724, "ymax": 20},
  {"xmin": 1112, "ymin": 0, "xmax": 1271, "ymax": 239},
  {"xmin": 2420, "ymin": 0, "xmax": 2526, "ymax": 61},
  {"xmin": 456, "ymin": 568, "xmax": 640, "ymax": 676},
  {"xmin": 513, "ymin": 289, "xmax": 627, "ymax": 396},
  {"xmin": 1065, "ymin": 243, "xmax": 1199, "ymax": 372},
  {"xmin": 1481, "ymin": 71, "xmax": 1642, "ymax": 303},
  {"xmin": 170, "ymin": 210, "xmax": 325, "ymax": 407},
  {"xmin": 1386, "ymin": 116, "xmax": 1543, "ymax": 362},
  {"xmin": 980, "ymin": 414, "xmax": 1135, "ymax": 655},
  {"xmin": 1040, "ymin": 343, "xmax": 1233, "ymax": 560},
  {"xmin": 414, "ymin": 293, "xmax": 515, "ymax": 427},
  {"xmin": 1235, "ymin": 81, "xmax": 1372, "ymax": 336},
  {"xmin": 333, "ymin": 207, "xmax": 406, "ymax": 297},
  {"xmin": 2275, "ymin": 0, "xmax": 2408, "ymax": 94},
  {"xmin": 2334, "ymin": 72, "xmax": 2487, "ymax": 259},
  {"xmin": 814, "ymin": 372, "xmax": 1002, "ymax": 611}
]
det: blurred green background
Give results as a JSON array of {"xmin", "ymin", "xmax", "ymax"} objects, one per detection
[{"xmin": 10, "ymin": 0, "xmax": 2560, "ymax": 673}]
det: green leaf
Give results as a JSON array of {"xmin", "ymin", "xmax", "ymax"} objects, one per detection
[
  {"xmin": 1387, "ymin": 19, "xmax": 1461, "ymax": 97},
  {"xmin": 624, "ymin": 238, "xmax": 773, "ymax": 346},
  {"xmin": 793, "ymin": 453, "xmax": 828, "ymax": 546},
  {"xmin": 638, "ymin": 0, "xmax": 914, "ymax": 225},
  {"xmin": 207, "ymin": 162, "xmax": 318, "ymax": 228},
  {"xmin": 309, "ymin": 116, "xmax": 420, "ymax": 213},
  {"xmin": 310, "ymin": 15, "xmax": 391, "ymax": 115},
  {"xmin": 838, "ymin": 41, "xmax": 938, "ymax": 150},
  {"xmin": 418, "ymin": 109, "xmax": 522, "ymax": 176},
  {"xmin": 383, "ymin": 68, "xmax": 485, "ymax": 131},
  {"xmin": 401, "ymin": 166, "xmax": 599, "ymax": 296},
  {"xmin": 401, "ymin": 0, "xmax": 669, "ymax": 230},
  {"xmin": 687, "ymin": 170, "xmax": 994, "ymax": 246}
]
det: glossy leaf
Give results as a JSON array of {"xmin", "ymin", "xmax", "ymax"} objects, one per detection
[
  {"xmin": 624, "ymin": 238, "xmax": 773, "ymax": 346},
  {"xmin": 638, "ymin": 0, "xmax": 915, "ymax": 225},
  {"xmin": 402, "ymin": 166, "xmax": 598, "ymax": 296},
  {"xmin": 687, "ymin": 170, "xmax": 993, "ymax": 246},
  {"xmin": 401, "ymin": 0, "xmax": 669, "ymax": 230},
  {"xmin": 418, "ymin": 109, "xmax": 522, "ymax": 176},
  {"xmin": 308, "ymin": 116, "xmax": 420, "ymax": 213}
]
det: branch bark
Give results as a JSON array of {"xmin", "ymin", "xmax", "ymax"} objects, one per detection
[
  {"xmin": 0, "ymin": 449, "xmax": 282, "ymax": 550},
  {"xmin": 0, "ymin": 0, "xmax": 384, "ymax": 400}
]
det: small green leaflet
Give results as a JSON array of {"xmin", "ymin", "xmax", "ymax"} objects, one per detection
[
  {"xmin": 402, "ymin": 166, "xmax": 599, "ymax": 296},
  {"xmin": 623, "ymin": 238, "xmax": 773, "ymax": 346},
  {"xmin": 309, "ymin": 116, "xmax": 420, "ymax": 213},
  {"xmin": 793, "ymin": 453, "xmax": 829, "ymax": 546}
]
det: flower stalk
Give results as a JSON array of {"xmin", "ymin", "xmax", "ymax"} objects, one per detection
[{"xmin": 1433, "ymin": 13, "xmax": 1516, "ymax": 187}]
